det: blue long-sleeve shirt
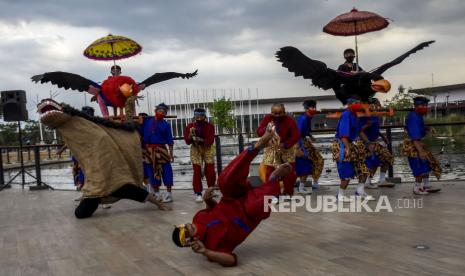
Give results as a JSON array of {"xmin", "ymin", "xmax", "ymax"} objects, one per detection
[
  {"xmin": 335, "ymin": 110, "xmax": 359, "ymax": 142},
  {"xmin": 406, "ymin": 111, "xmax": 426, "ymax": 140},
  {"xmin": 141, "ymin": 117, "xmax": 174, "ymax": 145}
]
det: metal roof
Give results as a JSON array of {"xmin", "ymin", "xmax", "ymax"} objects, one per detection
[{"xmin": 410, "ymin": 83, "xmax": 465, "ymax": 96}]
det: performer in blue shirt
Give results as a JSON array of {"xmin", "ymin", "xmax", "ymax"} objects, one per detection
[
  {"xmin": 401, "ymin": 96, "xmax": 441, "ymax": 195},
  {"xmin": 141, "ymin": 103, "xmax": 175, "ymax": 202},
  {"xmin": 332, "ymin": 95, "xmax": 371, "ymax": 202},
  {"xmin": 357, "ymin": 98, "xmax": 394, "ymax": 189},
  {"xmin": 295, "ymin": 100, "xmax": 324, "ymax": 194}
]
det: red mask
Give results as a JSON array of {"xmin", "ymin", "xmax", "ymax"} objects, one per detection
[
  {"xmin": 155, "ymin": 112, "xmax": 165, "ymax": 120},
  {"xmin": 349, "ymin": 103, "xmax": 362, "ymax": 113},
  {"xmin": 306, "ymin": 109, "xmax": 317, "ymax": 116},
  {"xmin": 415, "ymin": 106, "xmax": 428, "ymax": 115}
]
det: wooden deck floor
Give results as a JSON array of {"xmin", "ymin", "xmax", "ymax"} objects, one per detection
[{"xmin": 1, "ymin": 181, "xmax": 464, "ymax": 276}]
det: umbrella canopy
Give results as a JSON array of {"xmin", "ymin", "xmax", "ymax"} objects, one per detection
[
  {"xmin": 83, "ymin": 34, "xmax": 142, "ymax": 63},
  {"xmin": 323, "ymin": 8, "xmax": 389, "ymax": 36},
  {"xmin": 323, "ymin": 8, "xmax": 389, "ymax": 71}
]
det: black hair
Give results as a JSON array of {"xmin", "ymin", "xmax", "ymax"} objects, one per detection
[
  {"xmin": 413, "ymin": 96, "xmax": 430, "ymax": 105},
  {"xmin": 194, "ymin": 108, "xmax": 206, "ymax": 113},
  {"xmin": 172, "ymin": 227, "xmax": 183, "ymax": 247},
  {"xmin": 303, "ymin": 100, "xmax": 316, "ymax": 109},
  {"xmin": 156, "ymin": 103, "xmax": 169, "ymax": 110},
  {"xmin": 344, "ymin": 48, "xmax": 355, "ymax": 55}
]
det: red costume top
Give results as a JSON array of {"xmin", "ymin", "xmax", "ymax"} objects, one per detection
[
  {"xmin": 183, "ymin": 121, "xmax": 215, "ymax": 146},
  {"xmin": 257, "ymin": 114, "xmax": 300, "ymax": 149},
  {"xmin": 100, "ymin": 75, "xmax": 140, "ymax": 108},
  {"xmin": 192, "ymin": 199, "xmax": 260, "ymax": 260}
]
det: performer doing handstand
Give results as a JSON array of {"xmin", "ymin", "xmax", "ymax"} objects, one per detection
[{"xmin": 172, "ymin": 126, "xmax": 291, "ymax": 266}]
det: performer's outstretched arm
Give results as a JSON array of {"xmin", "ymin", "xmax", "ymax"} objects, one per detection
[
  {"xmin": 203, "ymin": 187, "xmax": 218, "ymax": 209},
  {"xmin": 191, "ymin": 238, "xmax": 236, "ymax": 267}
]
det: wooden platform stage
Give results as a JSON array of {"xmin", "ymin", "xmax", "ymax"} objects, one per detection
[{"xmin": 0, "ymin": 181, "xmax": 464, "ymax": 276}]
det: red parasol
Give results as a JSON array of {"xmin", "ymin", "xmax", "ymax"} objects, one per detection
[{"xmin": 323, "ymin": 7, "xmax": 389, "ymax": 70}]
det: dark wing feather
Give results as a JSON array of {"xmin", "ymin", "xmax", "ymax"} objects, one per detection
[
  {"xmin": 276, "ymin": 46, "xmax": 343, "ymax": 90},
  {"xmin": 370, "ymin": 40, "xmax": 435, "ymax": 75},
  {"xmin": 139, "ymin": 70, "xmax": 198, "ymax": 88},
  {"xmin": 31, "ymin": 72, "xmax": 100, "ymax": 92}
]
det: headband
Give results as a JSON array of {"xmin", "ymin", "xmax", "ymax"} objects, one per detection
[{"xmin": 173, "ymin": 224, "xmax": 189, "ymax": 247}]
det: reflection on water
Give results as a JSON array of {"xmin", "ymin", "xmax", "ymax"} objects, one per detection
[{"xmin": 4, "ymin": 135, "xmax": 465, "ymax": 190}]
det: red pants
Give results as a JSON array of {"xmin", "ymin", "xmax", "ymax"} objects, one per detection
[
  {"xmin": 192, "ymin": 163, "xmax": 216, "ymax": 194},
  {"xmin": 265, "ymin": 163, "xmax": 296, "ymax": 196},
  {"xmin": 218, "ymin": 147, "xmax": 280, "ymax": 220}
]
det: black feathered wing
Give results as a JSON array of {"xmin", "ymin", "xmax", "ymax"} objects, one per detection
[
  {"xmin": 139, "ymin": 70, "xmax": 198, "ymax": 88},
  {"xmin": 276, "ymin": 46, "xmax": 346, "ymax": 90},
  {"xmin": 31, "ymin": 72, "xmax": 100, "ymax": 93},
  {"xmin": 370, "ymin": 40, "xmax": 435, "ymax": 75}
]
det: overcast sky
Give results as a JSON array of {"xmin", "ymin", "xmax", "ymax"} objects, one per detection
[{"xmin": 1, "ymin": 0, "xmax": 464, "ymax": 118}]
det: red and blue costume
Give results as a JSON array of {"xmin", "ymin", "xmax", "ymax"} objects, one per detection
[{"xmin": 192, "ymin": 146, "xmax": 280, "ymax": 264}]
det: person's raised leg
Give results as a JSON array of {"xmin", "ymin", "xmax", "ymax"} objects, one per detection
[
  {"xmin": 218, "ymin": 127, "xmax": 275, "ymax": 199},
  {"xmin": 244, "ymin": 163, "xmax": 292, "ymax": 220},
  {"xmin": 282, "ymin": 162, "xmax": 296, "ymax": 196}
]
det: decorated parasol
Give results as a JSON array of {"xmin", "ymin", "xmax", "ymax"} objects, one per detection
[
  {"xmin": 323, "ymin": 7, "xmax": 389, "ymax": 71},
  {"xmin": 83, "ymin": 34, "xmax": 142, "ymax": 65}
]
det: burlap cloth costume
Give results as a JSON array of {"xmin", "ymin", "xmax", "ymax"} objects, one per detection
[{"xmin": 58, "ymin": 116, "xmax": 143, "ymax": 199}]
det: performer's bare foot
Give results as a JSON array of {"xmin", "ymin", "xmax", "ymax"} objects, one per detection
[
  {"xmin": 255, "ymin": 124, "xmax": 276, "ymax": 150},
  {"xmin": 270, "ymin": 163, "xmax": 292, "ymax": 180},
  {"xmin": 147, "ymin": 194, "xmax": 172, "ymax": 211}
]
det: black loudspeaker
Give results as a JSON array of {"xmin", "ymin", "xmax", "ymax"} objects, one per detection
[{"xmin": 1, "ymin": 90, "xmax": 28, "ymax": 122}]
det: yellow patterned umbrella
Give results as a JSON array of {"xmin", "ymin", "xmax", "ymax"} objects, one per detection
[{"xmin": 83, "ymin": 34, "xmax": 142, "ymax": 64}]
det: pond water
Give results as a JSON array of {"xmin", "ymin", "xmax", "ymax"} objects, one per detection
[{"xmin": 4, "ymin": 133, "xmax": 465, "ymax": 191}]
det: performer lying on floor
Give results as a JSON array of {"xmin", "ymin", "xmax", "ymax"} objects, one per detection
[
  {"xmin": 172, "ymin": 126, "xmax": 292, "ymax": 266},
  {"xmin": 37, "ymin": 99, "xmax": 170, "ymax": 219}
]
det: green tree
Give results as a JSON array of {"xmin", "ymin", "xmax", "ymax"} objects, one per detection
[
  {"xmin": 208, "ymin": 97, "xmax": 236, "ymax": 134},
  {"xmin": 0, "ymin": 122, "xmax": 19, "ymax": 146},
  {"xmin": 385, "ymin": 85, "xmax": 415, "ymax": 109},
  {"xmin": 23, "ymin": 120, "xmax": 41, "ymax": 144}
]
